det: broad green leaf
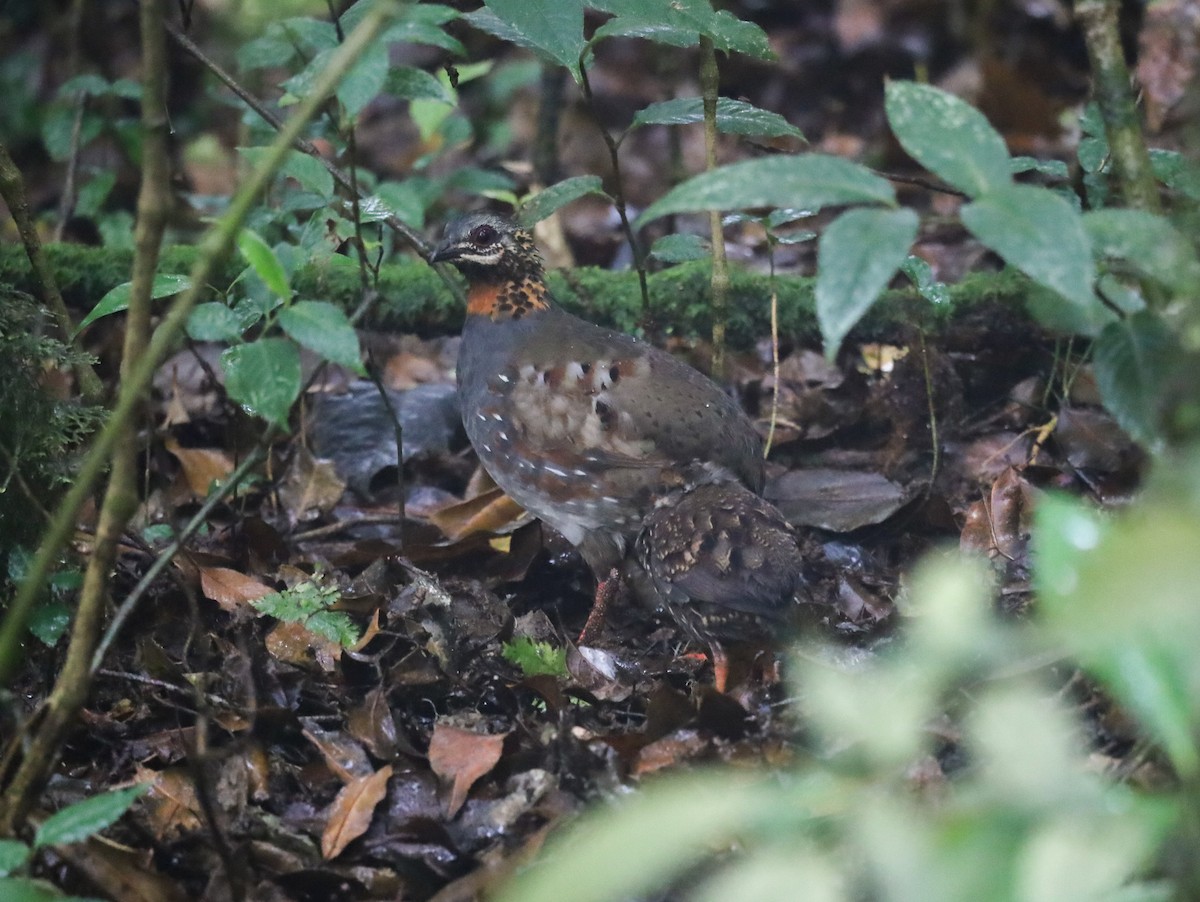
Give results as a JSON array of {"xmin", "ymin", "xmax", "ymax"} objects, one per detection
[
  {"xmin": 962, "ymin": 184, "xmax": 1097, "ymax": 312},
  {"xmin": 385, "ymin": 66, "xmax": 455, "ymax": 103},
  {"xmin": 1085, "ymin": 209, "xmax": 1200, "ymax": 294},
  {"xmin": 590, "ymin": 0, "xmax": 772, "ymax": 59},
  {"xmin": 494, "ymin": 772, "xmax": 796, "ymax": 902},
  {"xmin": 75, "ymin": 170, "xmax": 116, "ymax": 217},
  {"xmin": 56, "ymin": 73, "xmax": 114, "ymax": 98},
  {"xmin": 649, "ymin": 233, "xmax": 709, "ymax": 263},
  {"xmin": 1035, "ymin": 486, "xmax": 1200, "ymax": 777},
  {"xmin": 479, "ymin": 0, "xmax": 587, "ymax": 73},
  {"xmin": 335, "ymin": 40, "xmax": 389, "ymax": 116},
  {"xmin": 34, "ymin": 785, "xmax": 147, "ymax": 849},
  {"xmin": 278, "ymin": 301, "xmax": 365, "ymax": 374},
  {"xmin": 221, "ymin": 338, "xmax": 302, "ymax": 427},
  {"xmin": 28, "ymin": 602, "xmax": 71, "ymax": 647},
  {"xmin": 1149, "ymin": 149, "xmax": 1200, "ymax": 200},
  {"xmin": 0, "ymin": 839, "xmax": 29, "ymax": 877},
  {"xmin": 1078, "ymin": 102, "xmax": 1109, "ymax": 174},
  {"xmin": 237, "ymin": 230, "xmax": 291, "ymax": 300},
  {"xmin": 375, "ymin": 3, "xmax": 464, "ymax": 54},
  {"xmin": 816, "ymin": 207, "xmax": 918, "ymax": 358},
  {"xmin": 187, "ymin": 303, "xmax": 244, "ymax": 342},
  {"xmin": 517, "ymin": 175, "xmax": 609, "ymax": 226},
  {"xmin": 1092, "ymin": 312, "xmax": 1177, "ymax": 449},
  {"xmin": 78, "ymin": 273, "xmax": 191, "ymax": 331},
  {"xmin": 370, "ymin": 181, "xmax": 428, "ymax": 228},
  {"xmin": 40, "ymin": 105, "xmax": 101, "ymax": 161},
  {"xmin": 631, "ymin": 97, "xmax": 803, "ymax": 140},
  {"xmin": 278, "ymin": 150, "xmax": 334, "ymax": 199},
  {"xmin": 885, "ymin": 81, "xmax": 1010, "ymax": 197},
  {"xmin": 639, "ymin": 154, "xmax": 895, "ymax": 225},
  {"xmin": 0, "ymin": 876, "xmax": 77, "ymax": 901}
]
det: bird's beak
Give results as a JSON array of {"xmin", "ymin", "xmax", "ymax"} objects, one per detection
[{"xmin": 428, "ymin": 238, "xmax": 459, "ymax": 265}]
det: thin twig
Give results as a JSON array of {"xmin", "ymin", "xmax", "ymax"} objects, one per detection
[
  {"xmin": 699, "ymin": 36, "xmax": 729, "ymax": 379},
  {"xmin": 577, "ymin": 57, "xmax": 652, "ymax": 331},
  {"xmin": 52, "ymin": 91, "xmax": 87, "ymax": 243}
]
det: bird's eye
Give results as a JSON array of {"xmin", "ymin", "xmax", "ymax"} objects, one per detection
[{"xmin": 470, "ymin": 224, "xmax": 498, "ymax": 246}]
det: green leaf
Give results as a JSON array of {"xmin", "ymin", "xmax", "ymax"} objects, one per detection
[
  {"xmin": 638, "ymin": 154, "xmax": 895, "ymax": 225},
  {"xmin": 502, "ymin": 636, "xmax": 568, "ymax": 677},
  {"xmin": 517, "ymin": 176, "xmax": 609, "ymax": 226},
  {"xmin": 590, "ymin": 0, "xmax": 772, "ymax": 59},
  {"xmin": 277, "ymin": 301, "xmax": 365, "ymax": 374},
  {"xmin": 885, "ymin": 81, "xmax": 1011, "ymax": 197},
  {"xmin": 40, "ymin": 105, "xmax": 102, "ymax": 161},
  {"xmin": 479, "ymin": 0, "xmax": 587, "ymax": 74},
  {"xmin": 237, "ymin": 230, "xmax": 291, "ymax": 300},
  {"xmin": 28, "ymin": 602, "xmax": 71, "ymax": 647},
  {"xmin": 901, "ymin": 255, "xmax": 950, "ymax": 305},
  {"xmin": 1092, "ymin": 312, "xmax": 1177, "ymax": 449},
  {"xmin": 187, "ymin": 303, "xmax": 244, "ymax": 342},
  {"xmin": 1149, "ymin": 149, "xmax": 1200, "ymax": 200},
  {"xmin": 962, "ymin": 183, "xmax": 1097, "ymax": 312},
  {"xmin": 1078, "ymin": 102, "xmax": 1109, "ymax": 174},
  {"xmin": 649, "ymin": 233, "xmax": 710, "ymax": 263},
  {"xmin": 78, "ymin": 273, "xmax": 191, "ymax": 332},
  {"xmin": 370, "ymin": 181, "xmax": 428, "ymax": 228},
  {"xmin": 631, "ymin": 97, "xmax": 803, "ymax": 140},
  {"xmin": 385, "ymin": 66, "xmax": 455, "ymax": 103},
  {"xmin": 1010, "ymin": 156, "xmax": 1069, "ymax": 179},
  {"xmin": 335, "ymin": 40, "xmax": 389, "ymax": 117},
  {"xmin": 75, "ymin": 170, "xmax": 116, "ymax": 217},
  {"xmin": 816, "ymin": 207, "xmax": 918, "ymax": 358},
  {"xmin": 0, "ymin": 876, "xmax": 77, "ymax": 901},
  {"xmin": 376, "ymin": 3, "xmax": 464, "ymax": 54},
  {"xmin": 493, "ymin": 772, "xmax": 794, "ymax": 902},
  {"xmin": 0, "ymin": 839, "xmax": 29, "ymax": 877},
  {"xmin": 278, "ymin": 150, "xmax": 334, "ymax": 199},
  {"xmin": 34, "ymin": 786, "xmax": 147, "ymax": 849},
  {"xmin": 221, "ymin": 338, "xmax": 302, "ymax": 427},
  {"xmin": 1085, "ymin": 209, "xmax": 1200, "ymax": 294}
]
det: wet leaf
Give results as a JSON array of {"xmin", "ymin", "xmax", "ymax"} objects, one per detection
[
  {"xmin": 638, "ymin": 154, "xmax": 895, "ymax": 225},
  {"xmin": 221, "ymin": 338, "xmax": 302, "ymax": 427},
  {"xmin": 165, "ymin": 439, "xmax": 235, "ymax": 498},
  {"xmin": 321, "ymin": 765, "xmax": 393, "ymax": 860},
  {"xmin": 279, "ymin": 446, "xmax": 347, "ymax": 523},
  {"xmin": 303, "ymin": 725, "xmax": 374, "ymax": 783},
  {"xmin": 136, "ymin": 767, "xmax": 203, "ymax": 840},
  {"xmin": 962, "ymin": 184, "xmax": 1098, "ymax": 315},
  {"xmin": 517, "ymin": 176, "xmax": 608, "ymax": 226},
  {"xmin": 765, "ymin": 468, "xmax": 907, "ymax": 532},
  {"xmin": 428, "ymin": 724, "xmax": 506, "ymax": 818},
  {"xmin": 347, "ymin": 687, "xmax": 400, "ymax": 760},
  {"xmin": 429, "ymin": 487, "xmax": 529, "ymax": 539},
  {"xmin": 631, "ymin": 97, "xmax": 803, "ymax": 140},
  {"xmin": 476, "ymin": 0, "xmax": 586, "ymax": 74},
  {"xmin": 885, "ymin": 81, "xmax": 1011, "ymax": 197},
  {"xmin": 199, "ymin": 567, "xmax": 274, "ymax": 612},
  {"xmin": 816, "ymin": 206, "xmax": 918, "ymax": 358},
  {"xmin": 278, "ymin": 301, "xmax": 365, "ymax": 374}
]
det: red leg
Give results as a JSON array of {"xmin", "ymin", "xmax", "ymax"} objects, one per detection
[
  {"xmin": 577, "ymin": 568, "xmax": 621, "ymax": 644},
  {"xmin": 711, "ymin": 641, "xmax": 730, "ymax": 693}
]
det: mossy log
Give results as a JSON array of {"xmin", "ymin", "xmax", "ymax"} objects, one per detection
[{"xmin": 0, "ymin": 243, "xmax": 1032, "ymax": 348}]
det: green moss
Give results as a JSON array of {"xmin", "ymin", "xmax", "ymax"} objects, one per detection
[{"xmin": 0, "ymin": 242, "xmax": 1033, "ymax": 347}]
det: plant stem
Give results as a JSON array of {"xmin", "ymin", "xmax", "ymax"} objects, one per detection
[
  {"xmin": 0, "ymin": 7, "xmax": 401, "ymax": 831},
  {"xmin": 700, "ymin": 36, "xmax": 729, "ymax": 380},
  {"xmin": 577, "ymin": 59, "xmax": 652, "ymax": 332},
  {"xmin": 1075, "ymin": 0, "xmax": 1161, "ymax": 215}
]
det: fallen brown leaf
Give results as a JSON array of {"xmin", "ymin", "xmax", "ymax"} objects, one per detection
[
  {"xmin": 429, "ymin": 487, "xmax": 529, "ymax": 540},
  {"xmin": 427, "ymin": 723, "xmax": 506, "ymax": 818},
  {"xmin": 321, "ymin": 765, "xmax": 393, "ymax": 860},
  {"xmin": 165, "ymin": 438, "xmax": 234, "ymax": 498},
  {"xmin": 199, "ymin": 566, "xmax": 274, "ymax": 612}
]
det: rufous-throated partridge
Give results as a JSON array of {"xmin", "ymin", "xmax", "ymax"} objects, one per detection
[{"xmin": 431, "ymin": 213, "xmax": 804, "ymax": 690}]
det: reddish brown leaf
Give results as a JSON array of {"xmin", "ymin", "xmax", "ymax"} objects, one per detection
[
  {"xmin": 136, "ymin": 765, "xmax": 203, "ymax": 841},
  {"xmin": 165, "ymin": 438, "xmax": 235, "ymax": 498},
  {"xmin": 199, "ymin": 567, "xmax": 274, "ymax": 612},
  {"xmin": 279, "ymin": 445, "xmax": 347, "ymax": 524},
  {"xmin": 347, "ymin": 686, "xmax": 399, "ymax": 761},
  {"xmin": 264, "ymin": 619, "xmax": 342, "ymax": 671},
  {"xmin": 321, "ymin": 765, "xmax": 392, "ymax": 860},
  {"xmin": 427, "ymin": 723, "xmax": 506, "ymax": 818}
]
